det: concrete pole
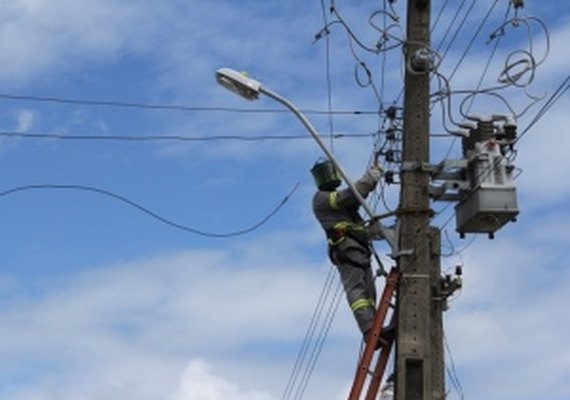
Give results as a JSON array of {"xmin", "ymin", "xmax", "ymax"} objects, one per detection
[{"xmin": 395, "ymin": 0, "xmax": 445, "ymax": 398}]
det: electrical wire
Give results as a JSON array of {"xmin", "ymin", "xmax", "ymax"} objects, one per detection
[
  {"xmin": 0, "ymin": 93, "xmax": 377, "ymax": 116},
  {"xmin": 282, "ymin": 265, "xmax": 338, "ymax": 400},
  {"xmin": 292, "ymin": 280, "xmax": 343, "ymax": 400},
  {"xmin": 444, "ymin": 333, "xmax": 465, "ymax": 400},
  {"xmin": 439, "ymin": 0, "xmax": 477, "ymax": 69},
  {"xmin": 435, "ymin": 0, "xmax": 468, "ymax": 53},
  {"xmin": 0, "ymin": 130, "xmax": 375, "ymax": 143},
  {"xmin": 431, "ymin": 0, "xmax": 451, "ymax": 34},
  {"xmin": 516, "ymin": 75, "xmax": 569, "ymax": 142},
  {"xmin": 0, "ymin": 183, "xmax": 299, "ymax": 238},
  {"xmin": 319, "ymin": 0, "xmax": 336, "ymax": 152},
  {"xmin": 446, "ymin": 0, "xmax": 500, "ymax": 83}
]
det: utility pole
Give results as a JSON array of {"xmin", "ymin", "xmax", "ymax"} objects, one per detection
[{"xmin": 395, "ymin": 0, "xmax": 445, "ymax": 399}]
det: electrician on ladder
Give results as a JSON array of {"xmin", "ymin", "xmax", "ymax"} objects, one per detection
[{"xmin": 311, "ymin": 158, "xmax": 393, "ymax": 349}]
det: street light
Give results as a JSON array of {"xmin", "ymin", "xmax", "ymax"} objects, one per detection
[{"xmin": 215, "ymin": 67, "xmax": 395, "ymax": 250}]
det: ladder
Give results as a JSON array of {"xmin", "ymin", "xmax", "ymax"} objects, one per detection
[{"xmin": 348, "ymin": 267, "xmax": 399, "ymax": 400}]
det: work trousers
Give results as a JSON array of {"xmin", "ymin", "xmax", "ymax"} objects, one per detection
[{"xmin": 330, "ymin": 237, "xmax": 377, "ymax": 335}]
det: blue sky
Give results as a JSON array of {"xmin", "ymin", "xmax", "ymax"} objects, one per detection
[{"xmin": 0, "ymin": 1, "xmax": 568, "ymax": 399}]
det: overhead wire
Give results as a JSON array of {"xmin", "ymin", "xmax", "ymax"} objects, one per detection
[
  {"xmin": 280, "ymin": 3, "xmax": 346, "ymax": 397},
  {"xmin": 281, "ymin": 265, "xmax": 338, "ymax": 400},
  {"xmin": 0, "ymin": 93, "xmax": 377, "ymax": 116},
  {"xmin": 292, "ymin": 280, "xmax": 344, "ymax": 400},
  {"xmin": 0, "ymin": 130, "xmax": 376, "ymax": 143},
  {"xmin": 444, "ymin": 333, "xmax": 465, "ymax": 400},
  {"xmin": 319, "ymin": 0, "xmax": 336, "ymax": 152},
  {"xmin": 446, "ymin": 0, "xmax": 500, "ymax": 83},
  {"xmin": 0, "ymin": 183, "xmax": 299, "ymax": 238},
  {"xmin": 290, "ymin": 1, "xmax": 557, "ymax": 396},
  {"xmin": 516, "ymin": 74, "xmax": 569, "ymax": 142}
]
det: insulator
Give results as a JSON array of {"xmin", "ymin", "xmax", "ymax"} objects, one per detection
[{"xmin": 512, "ymin": 0, "xmax": 524, "ymax": 9}]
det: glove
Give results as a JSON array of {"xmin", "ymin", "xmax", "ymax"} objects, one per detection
[{"xmin": 368, "ymin": 164, "xmax": 384, "ymax": 182}]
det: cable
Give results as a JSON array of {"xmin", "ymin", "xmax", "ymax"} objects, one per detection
[
  {"xmin": 435, "ymin": 0, "xmax": 468, "ymax": 53},
  {"xmin": 431, "ymin": 0, "xmax": 451, "ymax": 34},
  {"xmin": 0, "ymin": 130, "xmax": 375, "ymax": 143},
  {"xmin": 319, "ymin": 0, "xmax": 336, "ymax": 152},
  {"xmin": 293, "ymin": 279, "xmax": 343, "ymax": 400},
  {"xmin": 0, "ymin": 93, "xmax": 377, "ymax": 116},
  {"xmin": 517, "ymin": 75, "xmax": 569, "ymax": 142},
  {"xmin": 446, "ymin": 0, "xmax": 500, "ymax": 83},
  {"xmin": 444, "ymin": 333, "xmax": 465, "ymax": 400},
  {"xmin": 282, "ymin": 265, "xmax": 337, "ymax": 400},
  {"xmin": 439, "ymin": 0, "xmax": 477, "ymax": 68},
  {"xmin": 0, "ymin": 183, "xmax": 299, "ymax": 238}
]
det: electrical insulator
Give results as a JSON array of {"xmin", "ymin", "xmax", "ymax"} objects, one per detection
[
  {"xmin": 512, "ymin": 0, "xmax": 524, "ymax": 9},
  {"xmin": 409, "ymin": 48, "xmax": 433, "ymax": 73},
  {"xmin": 386, "ymin": 106, "xmax": 398, "ymax": 120}
]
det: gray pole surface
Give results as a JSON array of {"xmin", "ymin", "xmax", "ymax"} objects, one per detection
[{"xmin": 395, "ymin": 0, "xmax": 445, "ymax": 399}]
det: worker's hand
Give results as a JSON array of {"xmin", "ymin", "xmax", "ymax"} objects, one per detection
[{"xmin": 368, "ymin": 163, "xmax": 384, "ymax": 182}]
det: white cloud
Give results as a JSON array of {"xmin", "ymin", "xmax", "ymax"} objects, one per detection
[
  {"xmin": 443, "ymin": 231, "xmax": 570, "ymax": 399},
  {"xmin": 17, "ymin": 109, "xmax": 35, "ymax": 132},
  {"xmin": 0, "ymin": 239, "xmax": 347, "ymax": 399},
  {"xmin": 0, "ymin": 0, "xmax": 166, "ymax": 84},
  {"xmin": 171, "ymin": 359, "xmax": 274, "ymax": 400}
]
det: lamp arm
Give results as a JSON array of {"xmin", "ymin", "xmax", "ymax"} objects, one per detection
[{"xmin": 260, "ymin": 86, "xmax": 395, "ymax": 249}]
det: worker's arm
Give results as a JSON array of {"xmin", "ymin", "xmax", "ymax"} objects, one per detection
[{"xmin": 330, "ymin": 164, "xmax": 383, "ymax": 209}]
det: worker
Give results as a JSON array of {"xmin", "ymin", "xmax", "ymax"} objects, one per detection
[{"xmin": 311, "ymin": 158, "xmax": 390, "ymax": 348}]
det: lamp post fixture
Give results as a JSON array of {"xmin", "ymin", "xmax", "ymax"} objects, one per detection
[{"xmin": 215, "ymin": 67, "xmax": 395, "ymax": 250}]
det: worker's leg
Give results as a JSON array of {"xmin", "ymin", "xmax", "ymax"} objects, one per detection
[{"xmin": 333, "ymin": 247, "xmax": 376, "ymax": 334}]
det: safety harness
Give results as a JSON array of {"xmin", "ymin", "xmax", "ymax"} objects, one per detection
[{"xmin": 326, "ymin": 221, "xmax": 367, "ymax": 247}]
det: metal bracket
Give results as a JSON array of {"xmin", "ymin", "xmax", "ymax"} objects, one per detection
[{"xmin": 401, "ymin": 162, "xmax": 434, "ymax": 173}]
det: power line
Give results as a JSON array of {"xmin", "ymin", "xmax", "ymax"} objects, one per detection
[
  {"xmin": 0, "ymin": 93, "xmax": 376, "ymax": 116},
  {"xmin": 0, "ymin": 130, "xmax": 375, "ymax": 142},
  {"xmin": 282, "ymin": 266, "xmax": 337, "ymax": 400},
  {"xmin": 0, "ymin": 183, "xmax": 299, "ymax": 238},
  {"xmin": 517, "ymin": 75, "xmax": 570, "ymax": 142},
  {"xmin": 319, "ymin": 0, "xmax": 336, "ymax": 151}
]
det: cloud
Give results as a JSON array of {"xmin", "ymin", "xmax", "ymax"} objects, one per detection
[
  {"xmin": 0, "ymin": 0, "xmax": 167, "ymax": 85},
  {"xmin": 171, "ymin": 359, "xmax": 274, "ymax": 400},
  {"xmin": 0, "ymin": 238, "xmax": 344, "ymax": 399},
  {"xmin": 17, "ymin": 109, "xmax": 35, "ymax": 132},
  {"xmin": 443, "ymin": 231, "xmax": 570, "ymax": 400}
]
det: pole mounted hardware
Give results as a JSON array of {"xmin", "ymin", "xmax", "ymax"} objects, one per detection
[{"xmin": 430, "ymin": 114, "xmax": 519, "ymax": 238}]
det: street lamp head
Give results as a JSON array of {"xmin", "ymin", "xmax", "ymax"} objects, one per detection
[{"xmin": 215, "ymin": 68, "xmax": 261, "ymax": 101}]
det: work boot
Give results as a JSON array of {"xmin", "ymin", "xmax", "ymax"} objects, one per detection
[{"xmin": 364, "ymin": 324, "xmax": 396, "ymax": 350}]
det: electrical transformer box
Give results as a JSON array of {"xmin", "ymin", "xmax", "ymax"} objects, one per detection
[
  {"xmin": 429, "ymin": 114, "xmax": 520, "ymax": 237},
  {"xmin": 456, "ymin": 127, "xmax": 519, "ymax": 237},
  {"xmin": 455, "ymin": 184, "xmax": 518, "ymax": 236}
]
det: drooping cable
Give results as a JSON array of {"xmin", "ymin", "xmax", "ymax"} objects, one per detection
[
  {"xmin": 0, "ymin": 183, "xmax": 299, "ymax": 238},
  {"xmin": 319, "ymin": 0, "xmax": 336, "ymax": 152}
]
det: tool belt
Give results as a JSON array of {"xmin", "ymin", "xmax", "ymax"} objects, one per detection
[{"xmin": 326, "ymin": 221, "xmax": 369, "ymax": 248}]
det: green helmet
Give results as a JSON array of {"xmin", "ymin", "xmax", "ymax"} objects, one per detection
[{"xmin": 311, "ymin": 159, "xmax": 341, "ymax": 190}]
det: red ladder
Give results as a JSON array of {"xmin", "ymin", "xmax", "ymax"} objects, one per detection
[{"xmin": 348, "ymin": 267, "xmax": 399, "ymax": 400}]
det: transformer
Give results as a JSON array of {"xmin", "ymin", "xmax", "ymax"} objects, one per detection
[{"xmin": 430, "ymin": 115, "xmax": 519, "ymax": 238}]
